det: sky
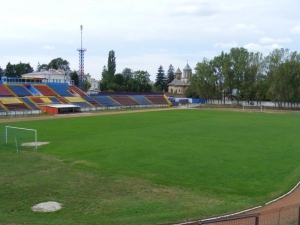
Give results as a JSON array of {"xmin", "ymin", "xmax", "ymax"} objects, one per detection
[{"xmin": 0, "ymin": 0, "xmax": 299, "ymax": 81}]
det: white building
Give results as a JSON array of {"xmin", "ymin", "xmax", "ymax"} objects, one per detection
[
  {"xmin": 85, "ymin": 74, "xmax": 100, "ymax": 94},
  {"xmin": 22, "ymin": 69, "xmax": 70, "ymax": 84},
  {"xmin": 22, "ymin": 69, "xmax": 100, "ymax": 93}
]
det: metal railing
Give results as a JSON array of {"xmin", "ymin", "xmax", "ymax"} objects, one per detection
[{"xmin": 198, "ymin": 204, "xmax": 300, "ymax": 225}]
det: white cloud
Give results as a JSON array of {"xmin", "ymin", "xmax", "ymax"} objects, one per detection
[
  {"xmin": 1, "ymin": 0, "xmax": 300, "ymax": 82},
  {"xmin": 290, "ymin": 25, "xmax": 300, "ymax": 34},
  {"xmin": 259, "ymin": 37, "xmax": 292, "ymax": 44},
  {"xmin": 205, "ymin": 27, "xmax": 222, "ymax": 33},
  {"xmin": 231, "ymin": 24, "xmax": 259, "ymax": 33},
  {"xmin": 42, "ymin": 46, "xmax": 54, "ymax": 50},
  {"xmin": 214, "ymin": 42, "xmax": 238, "ymax": 49},
  {"xmin": 243, "ymin": 43, "xmax": 282, "ymax": 53},
  {"xmin": 164, "ymin": 0, "xmax": 218, "ymax": 17}
]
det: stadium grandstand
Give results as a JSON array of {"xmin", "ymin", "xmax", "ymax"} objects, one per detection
[{"xmin": 0, "ymin": 76, "xmax": 170, "ymax": 115}]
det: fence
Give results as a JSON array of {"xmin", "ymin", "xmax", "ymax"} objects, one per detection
[
  {"xmin": 209, "ymin": 100, "xmax": 300, "ymax": 109},
  {"xmin": 0, "ymin": 110, "xmax": 42, "ymax": 118},
  {"xmin": 196, "ymin": 203, "xmax": 300, "ymax": 225},
  {"xmin": 0, "ymin": 104, "xmax": 168, "ymax": 118},
  {"xmin": 79, "ymin": 104, "xmax": 168, "ymax": 112}
]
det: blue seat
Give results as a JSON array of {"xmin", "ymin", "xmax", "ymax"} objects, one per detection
[
  {"xmin": 8, "ymin": 85, "xmax": 32, "ymax": 97},
  {"xmin": 72, "ymin": 102, "xmax": 93, "ymax": 108},
  {"xmin": 92, "ymin": 96, "xmax": 121, "ymax": 107},
  {"xmin": 46, "ymin": 83, "xmax": 73, "ymax": 96},
  {"xmin": 131, "ymin": 95, "xmax": 152, "ymax": 105},
  {"xmin": 21, "ymin": 97, "xmax": 40, "ymax": 110}
]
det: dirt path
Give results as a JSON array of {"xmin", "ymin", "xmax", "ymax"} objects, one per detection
[
  {"xmin": 246, "ymin": 185, "xmax": 300, "ymax": 214},
  {"xmin": 0, "ymin": 107, "xmax": 179, "ymax": 124}
]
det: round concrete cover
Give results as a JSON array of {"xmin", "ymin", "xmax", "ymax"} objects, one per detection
[{"xmin": 31, "ymin": 201, "xmax": 62, "ymax": 212}]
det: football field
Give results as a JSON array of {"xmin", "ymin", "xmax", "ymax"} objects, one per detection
[{"xmin": 1, "ymin": 109, "xmax": 299, "ymax": 225}]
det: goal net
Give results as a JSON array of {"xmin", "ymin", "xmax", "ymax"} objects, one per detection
[
  {"xmin": 4, "ymin": 126, "xmax": 37, "ymax": 152},
  {"xmin": 243, "ymin": 105, "xmax": 263, "ymax": 112}
]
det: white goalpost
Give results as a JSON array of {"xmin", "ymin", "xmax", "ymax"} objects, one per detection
[
  {"xmin": 5, "ymin": 126, "xmax": 37, "ymax": 150},
  {"xmin": 243, "ymin": 105, "xmax": 263, "ymax": 112}
]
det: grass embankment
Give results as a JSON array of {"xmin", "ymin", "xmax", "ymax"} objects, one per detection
[{"xmin": 0, "ymin": 110, "xmax": 299, "ymax": 225}]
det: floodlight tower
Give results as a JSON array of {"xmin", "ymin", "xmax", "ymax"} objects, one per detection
[{"xmin": 77, "ymin": 25, "xmax": 86, "ymax": 89}]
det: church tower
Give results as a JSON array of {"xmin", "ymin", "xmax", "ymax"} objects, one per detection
[
  {"xmin": 175, "ymin": 68, "xmax": 182, "ymax": 80},
  {"xmin": 167, "ymin": 62, "xmax": 192, "ymax": 95},
  {"xmin": 183, "ymin": 62, "xmax": 192, "ymax": 81}
]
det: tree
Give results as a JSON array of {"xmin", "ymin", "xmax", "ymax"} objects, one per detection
[
  {"xmin": 122, "ymin": 68, "xmax": 133, "ymax": 91},
  {"xmin": 265, "ymin": 49, "xmax": 300, "ymax": 106},
  {"xmin": 192, "ymin": 58, "xmax": 216, "ymax": 102},
  {"xmin": 222, "ymin": 52, "xmax": 234, "ymax": 100},
  {"xmin": 122, "ymin": 68, "xmax": 133, "ymax": 79},
  {"xmin": 132, "ymin": 70, "xmax": 152, "ymax": 92},
  {"xmin": 155, "ymin": 65, "xmax": 167, "ymax": 91},
  {"xmin": 107, "ymin": 50, "xmax": 116, "ymax": 82},
  {"xmin": 167, "ymin": 64, "xmax": 175, "ymax": 84},
  {"xmin": 113, "ymin": 73, "xmax": 125, "ymax": 91},
  {"xmin": 48, "ymin": 58, "xmax": 70, "ymax": 71},
  {"xmin": 100, "ymin": 51, "xmax": 117, "ymax": 91},
  {"xmin": 243, "ymin": 52, "xmax": 264, "ymax": 102},
  {"xmin": 230, "ymin": 47, "xmax": 249, "ymax": 103},
  {"xmin": 266, "ymin": 48, "xmax": 291, "ymax": 104},
  {"xmin": 36, "ymin": 62, "xmax": 48, "ymax": 72},
  {"xmin": 70, "ymin": 70, "xmax": 79, "ymax": 86},
  {"xmin": 4, "ymin": 62, "xmax": 33, "ymax": 77},
  {"xmin": 101, "ymin": 66, "xmax": 108, "ymax": 79},
  {"xmin": 211, "ymin": 54, "xmax": 225, "ymax": 103},
  {"xmin": 83, "ymin": 78, "xmax": 91, "ymax": 92},
  {"xmin": 0, "ymin": 66, "xmax": 4, "ymax": 78},
  {"xmin": 100, "ymin": 66, "xmax": 109, "ymax": 91}
]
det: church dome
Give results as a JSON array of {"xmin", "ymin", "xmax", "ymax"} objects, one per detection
[
  {"xmin": 183, "ymin": 63, "xmax": 192, "ymax": 71},
  {"xmin": 175, "ymin": 68, "xmax": 182, "ymax": 74}
]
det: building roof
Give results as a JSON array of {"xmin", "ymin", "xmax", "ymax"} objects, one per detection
[
  {"xmin": 22, "ymin": 69, "xmax": 65, "ymax": 78},
  {"xmin": 44, "ymin": 104, "xmax": 80, "ymax": 108},
  {"xmin": 183, "ymin": 63, "xmax": 192, "ymax": 71},
  {"xmin": 168, "ymin": 78, "xmax": 190, "ymax": 86},
  {"xmin": 175, "ymin": 68, "xmax": 182, "ymax": 74}
]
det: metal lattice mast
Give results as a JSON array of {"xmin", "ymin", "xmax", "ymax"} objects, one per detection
[{"xmin": 77, "ymin": 25, "xmax": 86, "ymax": 89}]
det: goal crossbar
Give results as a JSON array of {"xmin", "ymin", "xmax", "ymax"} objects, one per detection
[{"xmin": 5, "ymin": 126, "xmax": 37, "ymax": 149}]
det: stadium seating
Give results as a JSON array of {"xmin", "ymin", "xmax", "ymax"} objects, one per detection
[
  {"xmin": 92, "ymin": 96, "xmax": 121, "ymax": 107},
  {"xmin": 64, "ymin": 97, "xmax": 93, "ymax": 108},
  {"xmin": 4, "ymin": 103, "xmax": 31, "ymax": 111},
  {"xmin": 70, "ymin": 102, "xmax": 93, "ymax": 108},
  {"xmin": 82, "ymin": 96, "xmax": 102, "ymax": 107},
  {"xmin": 30, "ymin": 97, "xmax": 44, "ymax": 104},
  {"xmin": 145, "ymin": 96, "xmax": 168, "ymax": 105},
  {"xmin": 0, "ymin": 97, "xmax": 23, "ymax": 104},
  {"xmin": 0, "ymin": 80, "xmax": 170, "ymax": 113},
  {"xmin": 48, "ymin": 97, "xmax": 61, "ymax": 103},
  {"xmin": 57, "ymin": 96, "xmax": 69, "ymax": 104},
  {"xmin": 0, "ymin": 84, "xmax": 14, "ymax": 97},
  {"xmin": 21, "ymin": 97, "xmax": 40, "ymax": 110},
  {"xmin": 0, "ymin": 98, "xmax": 31, "ymax": 111},
  {"xmin": 0, "ymin": 104, "xmax": 6, "ymax": 112},
  {"xmin": 69, "ymin": 85, "xmax": 86, "ymax": 96},
  {"xmin": 65, "ymin": 97, "xmax": 85, "ymax": 103},
  {"xmin": 33, "ymin": 85, "xmax": 58, "ymax": 96},
  {"xmin": 131, "ymin": 95, "xmax": 152, "ymax": 105},
  {"xmin": 110, "ymin": 96, "xmax": 140, "ymax": 106},
  {"xmin": 47, "ymin": 83, "xmax": 73, "ymax": 96},
  {"xmin": 7, "ymin": 85, "xmax": 33, "ymax": 97}
]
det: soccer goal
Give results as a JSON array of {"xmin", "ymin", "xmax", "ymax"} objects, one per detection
[
  {"xmin": 243, "ymin": 105, "xmax": 263, "ymax": 112},
  {"xmin": 5, "ymin": 126, "xmax": 37, "ymax": 151}
]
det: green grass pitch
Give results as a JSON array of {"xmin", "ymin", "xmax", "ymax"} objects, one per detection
[{"xmin": 0, "ymin": 109, "xmax": 300, "ymax": 225}]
